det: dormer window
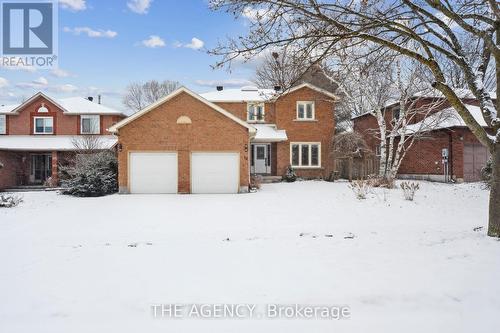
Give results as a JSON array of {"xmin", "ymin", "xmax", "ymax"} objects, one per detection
[
  {"xmin": 81, "ymin": 115, "xmax": 100, "ymax": 134},
  {"xmin": 37, "ymin": 103, "xmax": 49, "ymax": 113},
  {"xmin": 247, "ymin": 102, "xmax": 265, "ymax": 122},
  {"xmin": 296, "ymin": 101, "xmax": 315, "ymax": 120}
]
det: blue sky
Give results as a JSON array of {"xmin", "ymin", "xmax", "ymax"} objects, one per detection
[{"xmin": 0, "ymin": 0, "xmax": 258, "ymax": 111}]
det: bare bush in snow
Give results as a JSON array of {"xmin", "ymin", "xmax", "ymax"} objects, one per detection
[
  {"xmin": 349, "ymin": 180, "xmax": 371, "ymax": 200},
  {"xmin": 400, "ymin": 182, "xmax": 420, "ymax": 201}
]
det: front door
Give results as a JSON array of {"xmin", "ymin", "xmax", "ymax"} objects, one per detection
[
  {"xmin": 253, "ymin": 144, "xmax": 270, "ymax": 174},
  {"xmin": 30, "ymin": 154, "xmax": 52, "ymax": 184}
]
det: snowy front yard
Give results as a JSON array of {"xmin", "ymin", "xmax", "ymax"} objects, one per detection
[{"xmin": 1, "ymin": 181, "xmax": 499, "ymax": 332}]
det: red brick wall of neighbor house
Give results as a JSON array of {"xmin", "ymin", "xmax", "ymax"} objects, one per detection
[
  {"xmin": 0, "ymin": 151, "xmax": 19, "ymax": 189},
  {"xmin": 117, "ymin": 91, "xmax": 251, "ymax": 193},
  {"xmin": 275, "ymin": 87, "xmax": 335, "ymax": 178},
  {"xmin": 5, "ymin": 96, "xmax": 121, "ymax": 135}
]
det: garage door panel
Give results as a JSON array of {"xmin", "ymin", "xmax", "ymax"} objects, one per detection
[
  {"xmin": 129, "ymin": 152, "xmax": 177, "ymax": 194},
  {"xmin": 191, "ymin": 153, "xmax": 239, "ymax": 194}
]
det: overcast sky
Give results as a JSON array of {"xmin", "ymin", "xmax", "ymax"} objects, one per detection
[{"xmin": 0, "ymin": 0, "xmax": 261, "ymax": 111}]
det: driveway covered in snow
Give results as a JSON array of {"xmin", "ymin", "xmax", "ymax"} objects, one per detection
[{"xmin": 0, "ymin": 181, "xmax": 499, "ymax": 332}]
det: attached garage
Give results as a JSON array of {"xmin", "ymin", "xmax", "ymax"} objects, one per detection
[
  {"xmin": 109, "ymin": 87, "xmax": 255, "ymax": 194},
  {"xmin": 463, "ymin": 143, "xmax": 489, "ymax": 182},
  {"xmin": 129, "ymin": 152, "xmax": 178, "ymax": 194},
  {"xmin": 191, "ymin": 152, "xmax": 240, "ymax": 194}
]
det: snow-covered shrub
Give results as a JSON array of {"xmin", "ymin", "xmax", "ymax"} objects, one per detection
[
  {"xmin": 349, "ymin": 180, "xmax": 371, "ymax": 199},
  {"xmin": 43, "ymin": 176, "xmax": 58, "ymax": 188},
  {"xmin": 282, "ymin": 165, "xmax": 297, "ymax": 182},
  {"xmin": 481, "ymin": 158, "xmax": 492, "ymax": 189},
  {"xmin": 60, "ymin": 151, "xmax": 118, "ymax": 197},
  {"xmin": 0, "ymin": 194, "xmax": 23, "ymax": 208},
  {"xmin": 400, "ymin": 182, "xmax": 420, "ymax": 201}
]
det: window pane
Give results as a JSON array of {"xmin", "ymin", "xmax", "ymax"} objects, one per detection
[
  {"xmin": 306, "ymin": 103, "xmax": 313, "ymax": 119},
  {"xmin": 82, "ymin": 119, "xmax": 91, "ymax": 133},
  {"xmin": 35, "ymin": 118, "xmax": 44, "ymax": 133},
  {"xmin": 257, "ymin": 146, "xmax": 265, "ymax": 159},
  {"xmin": 0, "ymin": 115, "xmax": 5, "ymax": 134},
  {"xmin": 44, "ymin": 118, "xmax": 53, "ymax": 133},
  {"xmin": 248, "ymin": 105, "xmax": 255, "ymax": 120},
  {"xmin": 291, "ymin": 144, "xmax": 299, "ymax": 166},
  {"xmin": 301, "ymin": 145, "xmax": 309, "ymax": 166},
  {"xmin": 311, "ymin": 145, "xmax": 319, "ymax": 166},
  {"xmin": 298, "ymin": 104, "xmax": 305, "ymax": 118},
  {"xmin": 256, "ymin": 105, "xmax": 263, "ymax": 121}
]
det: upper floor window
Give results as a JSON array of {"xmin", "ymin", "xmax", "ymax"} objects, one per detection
[
  {"xmin": 290, "ymin": 142, "xmax": 321, "ymax": 168},
  {"xmin": 81, "ymin": 115, "xmax": 100, "ymax": 134},
  {"xmin": 296, "ymin": 101, "xmax": 315, "ymax": 120},
  {"xmin": 0, "ymin": 115, "xmax": 6, "ymax": 134},
  {"xmin": 247, "ymin": 103, "xmax": 265, "ymax": 122},
  {"xmin": 392, "ymin": 108, "xmax": 400, "ymax": 121},
  {"xmin": 34, "ymin": 117, "xmax": 53, "ymax": 134},
  {"xmin": 37, "ymin": 103, "xmax": 49, "ymax": 113}
]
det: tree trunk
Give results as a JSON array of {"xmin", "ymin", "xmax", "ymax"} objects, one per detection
[{"xmin": 488, "ymin": 142, "xmax": 500, "ymax": 237}]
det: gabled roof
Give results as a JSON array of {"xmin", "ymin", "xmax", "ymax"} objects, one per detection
[
  {"xmin": 200, "ymin": 82, "xmax": 339, "ymax": 103},
  {"xmin": 108, "ymin": 87, "xmax": 257, "ymax": 133},
  {"xmin": 0, "ymin": 92, "xmax": 124, "ymax": 115},
  {"xmin": 280, "ymin": 83, "xmax": 339, "ymax": 101}
]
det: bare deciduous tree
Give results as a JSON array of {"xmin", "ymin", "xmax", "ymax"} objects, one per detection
[
  {"xmin": 123, "ymin": 80, "xmax": 181, "ymax": 112},
  {"xmin": 209, "ymin": 0, "xmax": 500, "ymax": 237}
]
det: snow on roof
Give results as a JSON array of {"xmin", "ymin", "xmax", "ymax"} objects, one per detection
[
  {"xmin": 252, "ymin": 124, "xmax": 288, "ymax": 142},
  {"xmin": 0, "ymin": 135, "xmax": 117, "ymax": 151},
  {"xmin": 0, "ymin": 103, "xmax": 20, "ymax": 114},
  {"xmin": 405, "ymin": 104, "xmax": 488, "ymax": 134},
  {"xmin": 0, "ymin": 92, "xmax": 124, "ymax": 115},
  {"xmin": 57, "ymin": 97, "xmax": 124, "ymax": 115},
  {"xmin": 200, "ymin": 87, "xmax": 276, "ymax": 102}
]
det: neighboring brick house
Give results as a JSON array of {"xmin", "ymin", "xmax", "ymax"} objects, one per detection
[
  {"xmin": 109, "ymin": 83, "xmax": 337, "ymax": 194},
  {"xmin": 0, "ymin": 92, "xmax": 125, "ymax": 189},
  {"xmin": 352, "ymin": 91, "xmax": 494, "ymax": 182}
]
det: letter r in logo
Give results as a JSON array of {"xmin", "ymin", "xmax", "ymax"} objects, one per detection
[{"xmin": 2, "ymin": 2, "xmax": 53, "ymax": 54}]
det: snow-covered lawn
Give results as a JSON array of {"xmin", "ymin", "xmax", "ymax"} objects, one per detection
[{"xmin": 1, "ymin": 181, "xmax": 499, "ymax": 332}]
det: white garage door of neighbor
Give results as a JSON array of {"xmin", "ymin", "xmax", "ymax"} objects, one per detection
[
  {"xmin": 129, "ymin": 152, "xmax": 178, "ymax": 194},
  {"xmin": 191, "ymin": 152, "xmax": 240, "ymax": 194}
]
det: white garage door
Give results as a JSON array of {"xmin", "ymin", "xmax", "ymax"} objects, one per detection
[
  {"xmin": 191, "ymin": 152, "xmax": 239, "ymax": 194},
  {"xmin": 129, "ymin": 152, "xmax": 177, "ymax": 194}
]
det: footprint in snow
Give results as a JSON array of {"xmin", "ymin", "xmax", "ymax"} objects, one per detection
[{"xmin": 344, "ymin": 233, "xmax": 356, "ymax": 239}]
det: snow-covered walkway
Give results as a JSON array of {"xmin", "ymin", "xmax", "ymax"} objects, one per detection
[{"xmin": 0, "ymin": 181, "xmax": 498, "ymax": 332}]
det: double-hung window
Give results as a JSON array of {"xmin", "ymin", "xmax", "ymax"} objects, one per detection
[
  {"xmin": 0, "ymin": 115, "xmax": 6, "ymax": 134},
  {"xmin": 247, "ymin": 103, "xmax": 265, "ymax": 122},
  {"xmin": 290, "ymin": 142, "xmax": 321, "ymax": 168},
  {"xmin": 81, "ymin": 115, "xmax": 100, "ymax": 134},
  {"xmin": 296, "ymin": 101, "xmax": 315, "ymax": 120},
  {"xmin": 34, "ymin": 117, "xmax": 53, "ymax": 134}
]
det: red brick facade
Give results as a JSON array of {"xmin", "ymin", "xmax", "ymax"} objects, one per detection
[
  {"xmin": 214, "ymin": 86, "xmax": 336, "ymax": 178},
  {"xmin": 116, "ymin": 91, "xmax": 252, "ymax": 193}
]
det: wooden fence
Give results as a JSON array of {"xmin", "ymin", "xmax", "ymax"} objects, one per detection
[{"xmin": 335, "ymin": 156, "xmax": 380, "ymax": 180}]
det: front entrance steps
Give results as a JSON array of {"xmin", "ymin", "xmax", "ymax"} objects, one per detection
[{"xmin": 259, "ymin": 175, "xmax": 282, "ymax": 184}]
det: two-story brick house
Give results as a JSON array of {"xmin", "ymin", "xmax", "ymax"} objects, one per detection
[
  {"xmin": 109, "ymin": 83, "xmax": 337, "ymax": 194},
  {"xmin": 352, "ymin": 90, "xmax": 494, "ymax": 182},
  {"xmin": 0, "ymin": 92, "xmax": 125, "ymax": 189}
]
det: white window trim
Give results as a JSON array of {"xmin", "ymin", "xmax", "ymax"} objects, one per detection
[
  {"xmin": 0, "ymin": 115, "xmax": 6, "ymax": 135},
  {"xmin": 296, "ymin": 101, "xmax": 315, "ymax": 120},
  {"xmin": 33, "ymin": 116, "xmax": 54, "ymax": 135},
  {"xmin": 290, "ymin": 142, "xmax": 321, "ymax": 168},
  {"xmin": 80, "ymin": 115, "xmax": 101, "ymax": 134},
  {"xmin": 247, "ymin": 102, "xmax": 265, "ymax": 122}
]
